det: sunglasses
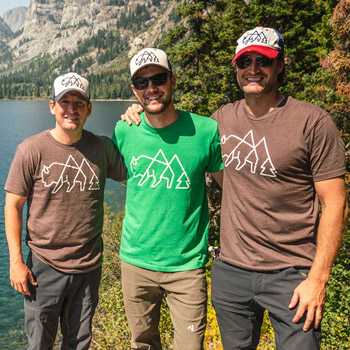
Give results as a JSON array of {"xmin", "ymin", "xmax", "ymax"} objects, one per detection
[
  {"xmin": 236, "ymin": 55, "xmax": 274, "ymax": 69},
  {"xmin": 132, "ymin": 72, "xmax": 170, "ymax": 90}
]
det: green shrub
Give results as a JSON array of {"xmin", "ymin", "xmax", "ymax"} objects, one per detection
[
  {"xmin": 93, "ymin": 204, "xmax": 349, "ymax": 349},
  {"xmin": 92, "ymin": 206, "xmax": 174, "ymax": 349},
  {"xmin": 322, "ymin": 224, "xmax": 350, "ymax": 349}
]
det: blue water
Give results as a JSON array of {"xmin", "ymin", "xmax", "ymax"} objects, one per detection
[{"xmin": 0, "ymin": 100, "xmax": 133, "ymax": 349}]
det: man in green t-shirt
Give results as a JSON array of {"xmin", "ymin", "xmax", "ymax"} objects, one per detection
[{"xmin": 112, "ymin": 48, "xmax": 223, "ymax": 350}]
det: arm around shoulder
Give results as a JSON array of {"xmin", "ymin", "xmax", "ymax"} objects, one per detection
[{"xmin": 120, "ymin": 103, "xmax": 143, "ymax": 126}]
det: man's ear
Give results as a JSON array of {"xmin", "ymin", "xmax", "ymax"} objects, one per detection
[
  {"xmin": 87, "ymin": 103, "xmax": 92, "ymax": 117},
  {"xmin": 170, "ymin": 74, "xmax": 176, "ymax": 89},
  {"xmin": 277, "ymin": 58, "xmax": 285, "ymax": 74},
  {"xmin": 131, "ymin": 85, "xmax": 141, "ymax": 101},
  {"xmin": 49, "ymin": 100, "xmax": 56, "ymax": 116}
]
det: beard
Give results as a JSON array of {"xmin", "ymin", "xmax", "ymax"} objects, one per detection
[
  {"xmin": 138, "ymin": 85, "xmax": 173, "ymax": 115},
  {"xmin": 143, "ymin": 95, "xmax": 172, "ymax": 115}
]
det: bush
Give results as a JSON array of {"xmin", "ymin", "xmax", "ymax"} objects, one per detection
[
  {"xmin": 92, "ymin": 206, "xmax": 174, "ymax": 349},
  {"xmin": 322, "ymin": 224, "xmax": 350, "ymax": 349},
  {"xmin": 93, "ymin": 200, "xmax": 349, "ymax": 349},
  {"xmin": 91, "ymin": 206, "xmax": 130, "ymax": 349}
]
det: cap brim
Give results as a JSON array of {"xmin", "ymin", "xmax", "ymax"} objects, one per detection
[
  {"xmin": 54, "ymin": 89, "xmax": 90, "ymax": 103},
  {"xmin": 131, "ymin": 64, "xmax": 172, "ymax": 79},
  {"xmin": 233, "ymin": 45, "xmax": 279, "ymax": 62}
]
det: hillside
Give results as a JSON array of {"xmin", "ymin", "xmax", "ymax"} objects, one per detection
[{"xmin": 0, "ymin": 0, "xmax": 179, "ymax": 99}]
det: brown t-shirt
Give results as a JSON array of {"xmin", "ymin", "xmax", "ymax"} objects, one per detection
[
  {"xmin": 5, "ymin": 130, "xmax": 126, "ymax": 273},
  {"xmin": 212, "ymin": 96, "xmax": 346, "ymax": 271}
]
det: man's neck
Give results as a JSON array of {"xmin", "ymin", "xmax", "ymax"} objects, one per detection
[
  {"xmin": 145, "ymin": 106, "xmax": 179, "ymax": 129},
  {"xmin": 50, "ymin": 128, "xmax": 83, "ymax": 145},
  {"xmin": 244, "ymin": 90, "xmax": 285, "ymax": 118}
]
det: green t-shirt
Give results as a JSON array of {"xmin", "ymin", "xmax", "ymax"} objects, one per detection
[{"xmin": 112, "ymin": 110, "xmax": 223, "ymax": 272}]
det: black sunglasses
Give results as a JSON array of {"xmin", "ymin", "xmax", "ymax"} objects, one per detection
[
  {"xmin": 132, "ymin": 72, "xmax": 170, "ymax": 90},
  {"xmin": 236, "ymin": 55, "xmax": 274, "ymax": 69}
]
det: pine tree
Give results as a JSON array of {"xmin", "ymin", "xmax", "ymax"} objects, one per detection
[{"xmin": 162, "ymin": 0, "xmax": 246, "ymax": 116}]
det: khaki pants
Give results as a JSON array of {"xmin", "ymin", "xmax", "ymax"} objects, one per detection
[{"xmin": 121, "ymin": 261, "xmax": 207, "ymax": 350}]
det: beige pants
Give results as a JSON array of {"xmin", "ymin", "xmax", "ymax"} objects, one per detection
[{"xmin": 121, "ymin": 260, "xmax": 207, "ymax": 350}]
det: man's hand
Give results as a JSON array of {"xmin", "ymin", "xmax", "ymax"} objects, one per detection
[
  {"xmin": 10, "ymin": 261, "xmax": 37, "ymax": 296},
  {"xmin": 121, "ymin": 104, "xmax": 143, "ymax": 126},
  {"xmin": 289, "ymin": 277, "xmax": 326, "ymax": 331}
]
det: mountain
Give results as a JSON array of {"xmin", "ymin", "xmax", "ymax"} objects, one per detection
[
  {"xmin": 2, "ymin": 7, "xmax": 28, "ymax": 34},
  {"xmin": 0, "ymin": 0, "xmax": 179, "ymax": 99},
  {"xmin": 5, "ymin": 0, "xmax": 177, "ymax": 68},
  {"xmin": 0, "ymin": 16, "xmax": 13, "ymax": 42}
]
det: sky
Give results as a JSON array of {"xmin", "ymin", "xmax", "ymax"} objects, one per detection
[{"xmin": 0, "ymin": 0, "xmax": 30, "ymax": 16}]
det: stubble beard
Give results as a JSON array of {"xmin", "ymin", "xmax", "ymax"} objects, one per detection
[
  {"xmin": 140, "ymin": 87, "xmax": 173, "ymax": 115},
  {"xmin": 144, "ymin": 99, "xmax": 171, "ymax": 115}
]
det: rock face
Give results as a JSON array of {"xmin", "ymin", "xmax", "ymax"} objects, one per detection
[
  {"xmin": 0, "ymin": 17, "xmax": 13, "ymax": 42},
  {"xmin": 2, "ymin": 7, "xmax": 28, "ymax": 33},
  {"xmin": 6, "ymin": 0, "xmax": 176, "ymax": 66}
]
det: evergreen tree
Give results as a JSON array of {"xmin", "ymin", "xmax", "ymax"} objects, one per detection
[
  {"xmin": 162, "ymin": 0, "xmax": 246, "ymax": 116},
  {"xmin": 246, "ymin": 0, "xmax": 338, "ymax": 95}
]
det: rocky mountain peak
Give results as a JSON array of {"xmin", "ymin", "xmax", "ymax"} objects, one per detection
[
  {"xmin": 2, "ymin": 7, "xmax": 28, "ymax": 34},
  {"xmin": 0, "ymin": 16, "xmax": 13, "ymax": 42},
  {"xmin": 6, "ymin": 0, "xmax": 176, "ymax": 67}
]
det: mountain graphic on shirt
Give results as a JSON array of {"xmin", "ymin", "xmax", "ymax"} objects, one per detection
[
  {"xmin": 130, "ymin": 149, "xmax": 190, "ymax": 189},
  {"xmin": 41, "ymin": 155, "xmax": 100, "ymax": 193},
  {"xmin": 221, "ymin": 130, "xmax": 277, "ymax": 177}
]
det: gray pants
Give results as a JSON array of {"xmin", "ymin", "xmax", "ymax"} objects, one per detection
[
  {"xmin": 24, "ymin": 252, "xmax": 101, "ymax": 350},
  {"xmin": 211, "ymin": 257, "xmax": 321, "ymax": 350}
]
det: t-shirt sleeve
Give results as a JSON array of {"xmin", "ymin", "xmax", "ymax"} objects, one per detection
[
  {"xmin": 307, "ymin": 114, "xmax": 346, "ymax": 182},
  {"xmin": 207, "ymin": 125, "xmax": 223, "ymax": 173},
  {"xmin": 111, "ymin": 121, "xmax": 119, "ymax": 149},
  {"xmin": 5, "ymin": 146, "xmax": 34, "ymax": 197},
  {"xmin": 105, "ymin": 137, "xmax": 127, "ymax": 182},
  {"xmin": 210, "ymin": 109, "xmax": 219, "ymax": 122}
]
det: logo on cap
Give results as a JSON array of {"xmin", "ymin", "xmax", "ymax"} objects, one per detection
[
  {"xmin": 62, "ymin": 75, "xmax": 85, "ymax": 89},
  {"xmin": 233, "ymin": 27, "xmax": 284, "ymax": 61},
  {"xmin": 135, "ymin": 50, "xmax": 160, "ymax": 67},
  {"xmin": 243, "ymin": 30, "xmax": 268, "ymax": 45}
]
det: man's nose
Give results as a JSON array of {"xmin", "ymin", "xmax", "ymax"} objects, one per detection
[
  {"xmin": 247, "ymin": 58, "xmax": 261, "ymax": 73},
  {"xmin": 66, "ymin": 102, "xmax": 79, "ymax": 111},
  {"xmin": 146, "ymin": 80, "xmax": 159, "ymax": 90}
]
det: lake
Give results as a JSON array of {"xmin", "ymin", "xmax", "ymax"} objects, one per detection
[{"xmin": 0, "ymin": 100, "xmax": 133, "ymax": 349}]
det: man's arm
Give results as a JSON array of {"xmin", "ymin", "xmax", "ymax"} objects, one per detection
[
  {"xmin": 289, "ymin": 176, "xmax": 348, "ymax": 331},
  {"xmin": 4, "ymin": 192, "xmax": 37, "ymax": 296},
  {"xmin": 211, "ymin": 170, "xmax": 223, "ymax": 187},
  {"xmin": 120, "ymin": 104, "xmax": 143, "ymax": 126}
]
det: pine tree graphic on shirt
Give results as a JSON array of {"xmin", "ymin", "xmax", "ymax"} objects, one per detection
[{"xmin": 130, "ymin": 149, "xmax": 190, "ymax": 189}]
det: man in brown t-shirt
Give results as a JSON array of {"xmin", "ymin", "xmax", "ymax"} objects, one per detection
[
  {"xmin": 210, "ymin": 27, "xmax": 348, "ymax": 350},
  {"xmin": 4, "ymin": 72, "xmax": 126, "ymax": 349}
]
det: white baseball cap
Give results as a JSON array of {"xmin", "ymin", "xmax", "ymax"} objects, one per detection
[
  {"xmin": 130, "ymin": 48, "xmax": 172, "ymax": 79},
  {"xmin": 52, "ymin": 72, "xmax": 90, "ymax": 102},
  {"xmin": 233, "ymin": 27, "xmax": 284, "ymax": 62}
]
